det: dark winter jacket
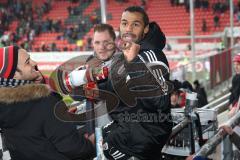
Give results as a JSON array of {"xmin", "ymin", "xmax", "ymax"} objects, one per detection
[
  {"xmin": 0, "ymin": 84, "xmax": 95, "ymax": 160},
  {"xmin": 229, "ymin": 74, "xmax": 240, "ymax": 106},
  {"xmin": 102, "ymin": 22, "xmax": 173, "ymax": 159}
]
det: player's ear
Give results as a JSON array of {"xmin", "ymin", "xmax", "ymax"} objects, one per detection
[{"xmin": 144, "ymin": 24, "xmax": 149, "ymax": 34}]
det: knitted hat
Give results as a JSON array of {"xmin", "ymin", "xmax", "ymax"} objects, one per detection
[
  {"xmin": 233, "ymin": 54, "xmax": 240, "ymax": 63},
  {"xmin": 0, "ymin": 46, "xmax": 19, "ymax": 79}
]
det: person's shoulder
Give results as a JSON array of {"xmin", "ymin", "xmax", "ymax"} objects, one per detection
[
  {"xmin": 44, "ymin": 91, "xmax": 63, "ymax": 104},
  {"xmin": 140, "ymin": 48, "xmax": 166, "ymax": 57},
  {"xmin": 33, "ymin": 84, "xmax": 63, "ymax": 104},
  {"xmin": 140, "ymin": 22, "xmax": 166, "ymax": 50},
  {"xmin": 11, "ymin": 84, "xmax": 63, "ymax": 113},
  {"xmin": 234, "ymin": 74, "xmax": 240, "ymax": 80},
  {"xmin": 49, "ymin": 92, "xmax": 63, "ymax": 100},
  {"xmin": 232, "ymin": 74, "xmax": 240, "ymax": 85},
  {"xmin": 85, "ymin": 54, "xmax": 94, "ymax": 62},
  {"xmin": 36, "ymin": 89, "xmax": 64, "ymax": 115},
  {"xmin": 139, "ymin": 49, "xmax": 168, "ymax": 65}
]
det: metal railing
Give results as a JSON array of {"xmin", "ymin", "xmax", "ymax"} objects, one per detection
[
  {"xmin": 194, "ymin": 111, "xmax": 240, "ymax": 158},
  {"xmin": 168, "ymin": 92, "xmax": 231, "ymax": 158},
  {"xmin": 202, "ymin": 93, "xmax": 230, "ymax": 110}
]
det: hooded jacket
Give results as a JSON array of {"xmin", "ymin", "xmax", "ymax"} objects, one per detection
[
  {"xmin": 102, "ymin": 22, "xmax": 172, "ymax": 159},
  {"xmin": 139, "ymin": 22, "xmax": 166, "ymax": 51},
  {"xmin": 0, "ymin": 84, "xmax": 95, "ymax": 160},
  {"xmin": 107, "ymin": 22, "xmax": 171, "ymax": 115}
]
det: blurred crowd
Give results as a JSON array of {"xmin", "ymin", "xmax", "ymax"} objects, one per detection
[{"xmin": 1, "ymin": 0, "xmax": 240, "ymax": 52}]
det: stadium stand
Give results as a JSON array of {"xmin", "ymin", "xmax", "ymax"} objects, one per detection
[{"xmin": 0, "ymin": 0, "xmax": 239, "ymax": 51}]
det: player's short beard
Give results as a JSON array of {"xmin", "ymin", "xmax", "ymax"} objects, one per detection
[
  {"xmin": 136, "ymin": 32, "xmax": 145, "ymax": 44},
  {"xmin": 16, "ymin": 67, "xmax": 45, "ymax": 84}
]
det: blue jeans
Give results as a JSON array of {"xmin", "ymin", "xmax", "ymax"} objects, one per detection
[{"xmin": 222, "ymin": 136, "xmax": 233, "ymax": 160}]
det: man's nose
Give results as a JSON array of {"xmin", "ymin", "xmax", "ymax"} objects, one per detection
[
  {"xmin": 126, "ymin": 24, "xmax": 133, "ymax": 32},
  {"xmin": 99, "ymin": 43, "xmax": 106, "ymax": 50}
]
